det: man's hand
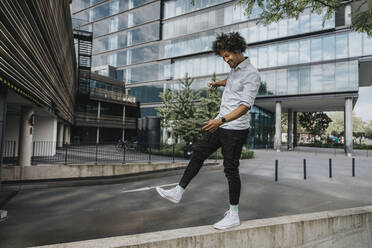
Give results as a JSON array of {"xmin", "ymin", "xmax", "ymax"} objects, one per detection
[
  {"xmin": 209, "ymin": 82, "xmax": 220, "ymax": 91},
  {"xmin": 209, "ymin": 79, "xmax": 227, "ymax": 90},
  {"xmin": 202, "ymin": 118, "xmax": 222, "ymax": 133}
]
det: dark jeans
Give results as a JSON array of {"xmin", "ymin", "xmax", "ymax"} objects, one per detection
[{"xmin": 179, "ymin": 128, "xmax": 249, "ymax": 205}]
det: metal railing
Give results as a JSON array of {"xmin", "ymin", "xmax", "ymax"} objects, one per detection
[{"xmin": 2, "ymin": 140, "xmax": 223, "ymax": 166}]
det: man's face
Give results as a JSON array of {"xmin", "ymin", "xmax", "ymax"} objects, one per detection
[{"xmin": 219, "ymin": 50, "xmax": 241, "ymax": 68}]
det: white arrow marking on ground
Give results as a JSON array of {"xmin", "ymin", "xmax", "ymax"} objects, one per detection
[{"xmin": 121, "ymin": 182, "xmax": 178, "ymax": 193}]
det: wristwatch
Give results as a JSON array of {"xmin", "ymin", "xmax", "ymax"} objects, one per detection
[{"xmin": 220, "ymin": 116, "xmax": 226, "ymax": 123}]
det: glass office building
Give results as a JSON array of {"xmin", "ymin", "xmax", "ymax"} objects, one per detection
[{"xmin": 71, "ymin": 0, "xmax": 372, "ymax": 151}]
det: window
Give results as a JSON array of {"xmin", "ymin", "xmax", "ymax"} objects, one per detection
[
  {"xmin": 299, "ymin": 67, "xmax": 310, "ymax": 93},
  {"xmin": 259, "ymin": 25, "xmax": 267, "ymax": 41},
  {"xmin": 336, "ymin": 32, "xmax": 348, "ymax": 59},
  {"xmin": 299, "ymin": 40, "xmax": 310, "ymax": 63},
  {"xmin": 288, "ymin": 41, "xmax": 299, "ymax": 65},
  {"xmin": 258, "ymin": 47, "xmax": 268, "ymax": 68},
  {"xmin": 266, "ymin": 71, "xmax": 276, "ymax": 95},
  {"xmin": 278, "ymin": 19, "xmax": 287, "ymax": 37},
  {"xmin": 278, "ymin": 43, "xmax": 288, "ymax": 66},
  {"xmin": 248, "ymin": 48, "xmax": 258, "ymax": 67},
  {"xmin": 322, "ymin": 63, "xmax": 335, "ymax": 91},
  {"xmin": 268, "ymin": 45, "xmax": 277, "ymax": 68},
  {"xmin": 349, "ymin": 32, "xmax": 362, "ymax": 57},
  {"xmin": 276, "ymin": 69, "xmax": 287, "ymax": 95},
  {"xmin": 335, "ymin": 62, "xmax": 349, "ymax": 90},
  {"xmin": 311, "ymin": 38, "xmax": 321, "ymax": 62},
  {"xmin": 288, "ymin": 18, "xmax": 299, "ymax": 36},
  {"xmin": 310, "ymin": 13, "xmax": 322, "ymax": 32},
  {"xmin": 267, "ymin": 22, "xmax": 278, "ymax": 40},
  {"xmin": 288, "ymin": 68, "xmax": 299, "ymax": 94},
  {"xmin": 322, "ymin": 35, "xmax": 335, "ymax": 60},
  {"xmin": 310, "ymin": 65, "xmax": 322, "ymax": 92},
  {"xmin": 299, "ymin": 13, "xmax": 310, "ymax": 33},
  {"xmin": 363, "ymin": 33, "xmax": 372, "ymax": 55}
]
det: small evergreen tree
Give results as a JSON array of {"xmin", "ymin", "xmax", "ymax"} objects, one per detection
[
  {"xmin": 195, "ymin": 73, "xmax": 222, "ymax": 123},
  {"xmin": 157, "ymin": 73, "xmax": 201, "ymax": 145}
]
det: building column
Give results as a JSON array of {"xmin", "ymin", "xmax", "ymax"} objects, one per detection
[
  {"xmin": 122, "ymin": 104, "xmax": 126, "ymax": 141},
  {"xmin": 64, "ymin": 125, "xmax": 70, "ymax": 145},
  {"xmin": 293, "ymin": 112, "xmax": 298, "ymax": 148},
  {"xmin": 0, "ymin": 85, "xmax": 8, "ymax": 192},
  {"xmin": 67, "ymin": 126, "xmax": 71, "ymax": 144},
  {"xmin": 344, "ymin": 98, "xmax": 353, "ymax": 156},
  {"xmin": 18, "ymin": 106, "xmax": 34, "ymax": 166},
  {"xmin": 96, "ymin": 127, "xmax": 100, "ymax": 144},
  {"xmin": 287, "ymin": 109, "xmax": 293, "ymax": 150},
  {"xmin": 57, "ymin": 123, "xmax": 64, "ymax": 148},
  {"xmin": 274, "ymin": 101, "xmax": 282, "ymax": 152},
  {"xmin": 97, "ymin": 101, "xmax": 101, "ymax": 144}
]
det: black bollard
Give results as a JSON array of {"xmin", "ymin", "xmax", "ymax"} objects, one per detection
[
  {"xmin": 95, "ymin": 143, "xmax": 98, "ymax": 165},
  {"xmin": 148, "ymin": 146, "xmax": 152, "ymax": 164},
  {"xmin": 275, "ymin": 160, "xmax": 278, "ymax": 181},
  {"xmin": 303, "ymin": 159, "xmax": 307, "ymax": 180},
  {"xmin": 172, "ymin": 143, "xmax": 175, "ymax": 163},
  {"xmin": 329, "ymin": 158, "xmax": 332, "ymax": 178},
  {"xmin": 64, "ymin": 144, "xmax": 68, "ymax": 165},
  {"xmin": 352, "ymin": 158, "xmax": 355, "ymax": 177}
]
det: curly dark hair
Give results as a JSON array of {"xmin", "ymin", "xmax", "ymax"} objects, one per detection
[{"xmin": 212, "ymin": 32, "xmax": 247, "ymax": 56}]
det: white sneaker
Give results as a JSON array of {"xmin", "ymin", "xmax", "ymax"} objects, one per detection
[
  {"xmin": 213, "ymin": 210, "xmax": 240, "ymax": 230},
  {"xmin": 156, "ymin": 186, "xmax": 183, "ymax": 204}
]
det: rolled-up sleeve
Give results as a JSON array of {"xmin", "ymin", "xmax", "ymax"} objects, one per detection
[{"xmin": 239, "ymin": 71, "xmax": 261, "ymax": 108}]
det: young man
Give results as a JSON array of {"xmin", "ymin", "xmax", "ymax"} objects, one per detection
[{"xmin": 156, "ymin": 32, "xmax": 261, "ymax": 230}]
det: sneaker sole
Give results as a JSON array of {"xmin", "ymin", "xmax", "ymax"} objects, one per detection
[
  {"xmin": 213, "ymin": 222, "xmax": 240, "ymax": 230},
  {"xmin": 156, "ymin": 187, "xmax": 180, "ymax": 204}
]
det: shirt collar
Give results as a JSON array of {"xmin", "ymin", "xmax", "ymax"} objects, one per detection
[{"xmin": 233, "ymin": 57, "xmax": 250, "ymax": 71}]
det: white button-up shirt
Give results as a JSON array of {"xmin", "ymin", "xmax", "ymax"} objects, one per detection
[{"xmin": 215, "ymin": 57, "xmax": 261, "ymax": 130}]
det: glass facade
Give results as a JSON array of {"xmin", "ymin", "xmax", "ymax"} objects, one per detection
[
  {"xmin": 164, "ymin": 0, "xmax": 231, "ymax": 19},
  {"xmin": 91, "ymin": 1, "xmax": 160, "ymax": 38},
  {"xmin": 160, "ymin": 13, "xmax": 334, "ymax": 60},
  {"xmin": 248, "ymin": 106, "xmax": 275, "ymax": 149},
  {"xmin": 72, "ymin": 0, "xmax": 368, "ymax": 148},
  {"xmin": 163, "ymin": 4, "xmax": 334, "ymax": 40},
  {"xmin": 92, "ymin": 43, "xmax": 159, "ymax": 67},
  {"xmin": 72, "ymin": 0, "xmax": 156, "ymax": 25},
  {"xmin": 116, "ymin": 61, "xmax": 171, "ymax": 84},
  {"xmin": 259, "ymin": 60, "xmax": 359, "ymax": 96},
  {"xmin": 93, "ymin": 22, "xmax": 160, "ymax": 54}
]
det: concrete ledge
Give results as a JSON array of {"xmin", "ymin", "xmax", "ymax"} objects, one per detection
[
  {"xmin": 32, "ymin": 206, "xmax": 372, "ymax": 248},
  {"xmin": 1, "ymin": 162, "xmax": 194, "ymax": 181}
]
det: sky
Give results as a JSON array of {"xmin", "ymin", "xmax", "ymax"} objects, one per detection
[{"xmin": 354, "ymin": 85, "xmax": 372, "ymax": 122}]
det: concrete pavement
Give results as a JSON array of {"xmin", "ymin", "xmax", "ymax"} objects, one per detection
[{"xmin": 1, "ymin": 149, "xmax": 372, "ymax": 247}]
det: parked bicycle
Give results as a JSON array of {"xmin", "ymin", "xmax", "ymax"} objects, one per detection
[{"xmin": 116, "ymin": 139, "xmax": 137, "ymax": 152}]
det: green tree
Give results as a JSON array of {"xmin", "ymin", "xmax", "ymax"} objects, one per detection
[
  {"xmin": 298, "ymin": 112, "xmax": 332, "ymax": 143},
  {"xmin": 365, "ymin": 120, "xmax": 372, "ymax": 138},
  {"xmin": 238, "ymin": 0, "xmax": 372, "ymax": 37},
  {"xmin": 157, "ymin": 73, "xmax": 202, "ymax": 145},
  {"xmin": 195, "ymin": 73, "xmax": 222, "ymax": 123},
  {"xmin": 326, "ymin": 111, "xmax": 366, "ymax": 137},
  {"xmin": 326, "ymin": 112, "xmax": 344, "ymax": 137},
  {"xmin": 192, "ymin": 0, "xmax": 372, "ymax": 37}
]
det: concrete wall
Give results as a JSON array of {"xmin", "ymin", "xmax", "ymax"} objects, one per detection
[
  {"xmin": 31, "ymin": 206, "xmax": 372, "ymax": 248},
  {"xmin": 1, "ymin": 162, "xmax": 191, "ymax": 181},
  {"xmin": 33, "ymin": 116, "xmax": 57, "ymax": 156},
  {"xmin": 3, "ymin": 114, "xmax": 57, "ymax": 157},
  {"xmin": 3, "ymin": 115, "xmax": 20, "ymax": 157}
]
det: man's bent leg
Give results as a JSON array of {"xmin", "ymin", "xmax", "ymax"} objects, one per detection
[{"xmin": 179, "ymin": 130, "xmax": 221, "ymax": 189}]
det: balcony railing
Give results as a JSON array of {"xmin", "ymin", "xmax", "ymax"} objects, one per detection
[
  {"xmin": 90, "ymin": 87, "xmax": 136, "ymax": 104},
  {"xmin": 74, "ymin": 112, "xmax": 136, "ymax": 129}
]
